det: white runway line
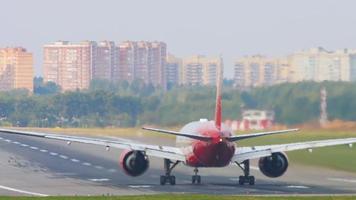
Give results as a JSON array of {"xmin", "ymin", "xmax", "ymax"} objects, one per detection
[
  {"xmin": 49, "ymin": 152, "xmax": 58, "ymax": 156},
  {"xmin": 40, "ymin": 149, "xmax": 48, "ymax": 153},
  {"xmin": 107, "ymin": 169, "xmax": 117, "ymax": 173},
  {"xmin": 30, "ymin": 146, "xmax": 39, "ymax": 150},
  {"xmin": 4, "ymin": 139, "xmax": 11, "ymax": 143},
  {"xmin": 12, "ymin": 141, "xmax": 20, "ymax": 145},
  {"xmin": 0, "ymin": 184, "xmax": 48, "ymax": 196},
  {"xmin": 129, "ymin": 185, "xmax": 151, "ymax": 188},
  {"xmin": 89, "ymin": 178, "xmax": 110, "ymax": 182},
  {"xmin": 20, "ymin": 144, "xmax": 29, "ymax": 147},
  {"xmin": 59, "ymin": 155, "xmax": 68, "ymax": 159},
  {"xmin": 95, "ymin": 165, "xmax": 104, "ymax": 170},
  {"xmin": 287, "ymin": 185, "xmax": 310, "ymax": 189},
  {"xmin": 0, "ymin": 137, "xmax": 3, "ymax": 140},
  {"xmin": 71, "ymin": 159, "xmax": 80, "ymax": 163},
  {"xmin": 82, "ymin": 162, "xmax": 92, "ymax": 166},
  {"xmin": 328, "ymin": 178, "xmax": 356, "ymax": 183}
]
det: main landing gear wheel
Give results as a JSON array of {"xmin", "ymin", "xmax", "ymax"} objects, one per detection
[
  {"xmin": 235, "ymin": 160, "xmax": 255, "ymax": 185},
  {"xmin": 160, "ymin": 159, "xmax": 179, "ymax": 185},
  {"xmin": 238, "ymin": 175, "xmax": 255, "ymax": 185},
  {"xmin": 192, "ymin": 168, "xmax": 201, "ymax": 184},
  {"xmin": 160, "ymin": 175, "xmax": 176, "ymax": 185}
]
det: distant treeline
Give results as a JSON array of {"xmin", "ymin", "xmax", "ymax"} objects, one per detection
[{"xmin": 1, "ymin": 79, "xmax": 356, "ymax": 127}]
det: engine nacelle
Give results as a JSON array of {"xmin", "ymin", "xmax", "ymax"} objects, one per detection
[
  {"xmin": 258, "ymin": 152, "xmax": 288, "ymax": 178},
  {"xmin": 119, "ymin": 150, "xmax": 149, "ymax": 177}
]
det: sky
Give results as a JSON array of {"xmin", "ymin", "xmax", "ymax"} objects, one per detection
[{"xmin": 1, "ymin": 0, "xmax": 356, "ymax": 78}]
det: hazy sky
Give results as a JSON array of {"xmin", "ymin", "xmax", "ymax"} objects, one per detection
[{"xmin": 1, "ymin": 0, "xmax": 356, "ymax": 78}]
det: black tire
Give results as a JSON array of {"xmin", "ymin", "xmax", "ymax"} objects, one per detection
[
  {"xmin": 192, "ymin": 176, "xmax": 196, "ymax": 184},
  {"xmin": 238, "ymin": 176, "xmax": 244, "ymax": 185},
  {"xmin": 160, "ymin": 176, "xmax": 166, "ymax": 185},
  {"xmin": 249, "ymin": 176, "xmax": 255, "ymax": 185},
  {"xmin": 170, "ymin": 176, "xmax": 176, "ymax": 185},
  {"xmin": 197, "ymin": 176, "xmax": 201, "ymax": 184}
]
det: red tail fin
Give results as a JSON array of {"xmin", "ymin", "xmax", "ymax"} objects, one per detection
[{"xmin": 215, "ymin": 57, "xmax": 223, "ymax": 130}]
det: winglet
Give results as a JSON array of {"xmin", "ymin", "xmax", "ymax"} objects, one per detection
[{"xmin": 215, "ymin": 57, "xmax": 223, "ymax": 131}]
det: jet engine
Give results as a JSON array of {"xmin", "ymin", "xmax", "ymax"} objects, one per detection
[
  {"xmin": 258, "ymin": 152, "xmax": 288, "ymax": 178},
  {"xmin": 119, "ymin": 150, "xmax": 149, "ymax": 176}
]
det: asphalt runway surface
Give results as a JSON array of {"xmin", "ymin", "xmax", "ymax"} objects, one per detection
[{"xmin": 0, "ymin": 131, "xmax": 355, "ymax": 196}]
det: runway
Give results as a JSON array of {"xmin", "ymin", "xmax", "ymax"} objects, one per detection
[{"xmin": 0, "ymin": 131, "xmax": 355, "ymax": 196}]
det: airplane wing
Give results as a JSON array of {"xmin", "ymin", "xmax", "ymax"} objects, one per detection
[
  {"xmin": 226, "ymin": 128, "xmax": 299, "ymax": 142},
  {"xmin": 233, "ymin": 137, "xmax": 356, "ymax": 163},
  {"xmin": 0, "ymin": 128, "xmax": 186, "ymax": 161}
]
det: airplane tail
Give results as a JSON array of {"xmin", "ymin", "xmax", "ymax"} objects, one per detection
[{"xmin": 215, "ymin": 57, "xmax": 223, "ymax": 131}]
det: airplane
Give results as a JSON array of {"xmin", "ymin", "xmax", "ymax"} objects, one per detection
[{"xmin": 0, "ymin": 67, "xmax": 356, "ymax": 186}]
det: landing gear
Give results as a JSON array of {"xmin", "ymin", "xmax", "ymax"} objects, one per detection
[
  {"xmin": 160, "ymin": 159, "xmax": 180, "ymax": 185},
  {"xmin": 235, "ymin": 160, "xmax": 255, "ymax": 185},
  {"xmin": 192, "ymin": 167, "xmax": 201, "ymax": 184}
]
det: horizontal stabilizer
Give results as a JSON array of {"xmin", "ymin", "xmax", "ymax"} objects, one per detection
[
  {"xmin": 142, "ymin": 127, "xmax": 212, "ymax": 142},
  {"xmin": 226, "ymin": 128, "xmax": 299, "ymax": 142}
]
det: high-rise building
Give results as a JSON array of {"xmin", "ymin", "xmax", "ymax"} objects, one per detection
[
  {"xmin": 118, "ymin": 41, "xmax": 136, "ymax": 83},
  {"xmin": 43, "ymin": 41, "xmax": 95, "ymax": 91},
  {"xmin": 117, "ymin": 41, "xmax": 167, "ymax": 88},
  {"xmin": 165, "ymin": 54, "xmax": 182, "ymax": 87},
  {"xmin": 234, "ymin": 47, "xmax": 356, "ymax": 88},
  {"xmin": 149, "ymin": 41, "xmax": 166, "ymax": 88},
  {"xmin": 93, "ymin": 41, "xmax": 118, "ymax": 82},
  {"xmin": 0, "ymin": 47, "xmax": 34, "ymax": 92},
  {"xmin": 182, "ymin": 55, "xmax": 223, "ymax": 86},
  {"xmin": 288, "ymin": 47, "xmax": 350, "ymax": 82},
  {"xmin": 234, "ymin": 55, "xmax": 278, "ymax": 88},
  {"xmin": 350, "ymin": 53, "xmax": 356, "ymax": 81}
]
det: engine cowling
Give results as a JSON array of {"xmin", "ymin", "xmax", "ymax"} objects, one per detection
[
  {"xmin": 258, "ymin": 152, "xmax": 288, "ymax": 178},
  {"xmin": 119, "ymin": 150, "xmax": 149, "ymax": 177}
]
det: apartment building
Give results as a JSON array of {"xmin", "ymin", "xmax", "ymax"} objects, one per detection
[
  {"xmin": 118, "ymin": 41, "xmax": 167, "ymax": 88},
  {"xmin": 93, "ymin": 41, "xmax": 118, "ymax": 82},
  {"xmin": 43, "ymin": 41, "xmax": 95, "ymax": 91},
  {"xmin": 234, "ymin": 47, "xmax": 356, "ymax": 88},
  {"xmin": 0, "ymin": 47, "xmax": 34, "ymax": 92},
  {"xmin": 182, "ymin": 55, "xmax": 222, "ymax": 86},
  {"xmin": 165, "ymin": 54, "xmax": 182, "ymax": 87}
]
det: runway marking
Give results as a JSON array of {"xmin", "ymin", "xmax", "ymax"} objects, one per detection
[
  {"xmin": 4, "ymin": 139, "xmax": 11, "ymax": 143},
  {"xmin": 30, "ymin": 146, "xmax": 39, "ymax": 150},
  {"xmin": 0, "ymin": 137, "xmax": 3, "ymax": 140},
  {"xmin": 59, "ymin": 155, "xmax": 68, "ymax": 159},
  {"xmin": 107, "ymin": 169, "xmax": 117, "ymax": 173},
  {"xmin": 328, "ymin": 178, "xmax": 356, "ymax": 183},
  {"xmin": 287, "ymin": 185, "xmax": 310, "ymax": 189},
  {"xmin": 20, "ymin": 144, "xmax": 29, "ymax": 147},
  {"xmin": 95, "ymin": 165, "xmax": 104, "ymax": 170},
  {"xmin": 12, "ymin": 141, "xmax": 20, "ymax": 145},
  {"xmin": 82, "ymin": 162, "xmax": 92, "ymax": 166},
  {"xmin": 0, "ymin": 184, "xmax": 48, "ymax": 196},
  {"xmin": 71, "ymin": 158, "xmax": 80, "ymax": 163},
  {"xmin": 49, "ymin": 152, "xmax": 58, "ymax": 156},
  {"xmin": 89, "ymin": 178, "xmax": 110, "ymax": 182},
  {"xmin": 40, "ymin": 149, "xmax": 48, "ymax": 153},
  {"xmin": 129, "ymin": 185, "xmax": 151, "ymax": 188}
]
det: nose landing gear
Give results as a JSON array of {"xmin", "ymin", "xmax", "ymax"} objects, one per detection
[{"xmin": 192, "ymin": 167, "xmax": 201, "ymax": 184}]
